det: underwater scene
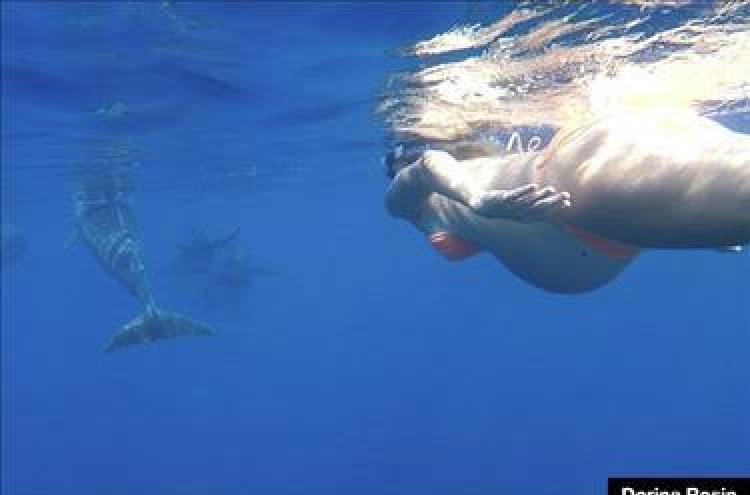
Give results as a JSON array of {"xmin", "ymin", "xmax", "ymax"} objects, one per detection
[{"xmin": 1, "ymin": 1, "xmax": 748, "ymax": 494}]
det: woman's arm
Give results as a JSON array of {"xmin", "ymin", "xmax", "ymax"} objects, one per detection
[
  {"xmin": 385, "ymin": 150, "xmax": 570, "ymax": 223},
  {"xmin": 417, "ymin": 150, "xmax": 570, "ymax": 222}
]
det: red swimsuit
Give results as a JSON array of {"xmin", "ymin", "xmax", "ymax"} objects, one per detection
[{"xmin": 429, "ymin": 231, "xmax": 481, "ymax": 261}]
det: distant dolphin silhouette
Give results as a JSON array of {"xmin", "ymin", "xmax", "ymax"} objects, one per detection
[
  {"xmin": 209, "ymin": 246, "xmax": 280, "ymax": 290},
  {"xmin": 74, "ymin": 167, "xmax": 217, "ymax": 352},
  {"xmin": 173, "ymin": 227, "xmax": 240, "ymax": 277}
]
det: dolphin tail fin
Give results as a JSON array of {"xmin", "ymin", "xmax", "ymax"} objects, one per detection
[{"xmin": 103, "ymin": 308, "xmax": 217, "ymax": 353}]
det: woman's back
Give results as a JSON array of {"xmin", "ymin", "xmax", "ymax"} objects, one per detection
[{"xmin": 538, "ymin": 110, "xmax": 750, "ymax": 248}]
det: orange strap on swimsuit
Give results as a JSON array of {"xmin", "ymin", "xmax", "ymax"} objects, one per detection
[
  {"xmin": 430, "ymin": 227, "xmax": 637, "ymax": 261},
  {"xmin": 565, "ymin": 224, "xmax": 640, "ymax": 259},
  {"xmin": 429, "ymin": 231, "xmax": 481, "ymax": 261},
  {"xmin": 536, "ymin": 122, "xmax": 640, "ymax": 259}
]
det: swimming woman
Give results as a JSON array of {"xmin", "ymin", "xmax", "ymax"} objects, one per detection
[{"xmin": 384, "ymin": 107, "xmax": 750, "ymax": 293}]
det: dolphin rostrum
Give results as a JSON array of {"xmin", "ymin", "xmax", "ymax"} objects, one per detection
[{"xmin": 74, "ymin": 165, "xmax": 217, "ymax": 352}]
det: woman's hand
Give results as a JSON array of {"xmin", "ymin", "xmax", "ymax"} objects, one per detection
[{"xmin": 468, "ymin": 184, "xmax": 571, "ymax": 222}]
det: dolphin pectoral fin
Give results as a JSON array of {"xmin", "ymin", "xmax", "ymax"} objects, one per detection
[{"xmin": 103, "ymin": 309, "xmax": 217, "ymax": 353}]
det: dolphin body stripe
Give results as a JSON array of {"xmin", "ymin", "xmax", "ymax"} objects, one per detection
[{"xmin": 75, "ymin": 168, "xmax": 218, "ymax": 352}]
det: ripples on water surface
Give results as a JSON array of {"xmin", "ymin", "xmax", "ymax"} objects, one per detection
[
  {"xmin": 379, "ymin": 0, "xmax": 748, "ymax": 148},
  {"xmin": 3, "ymin": 1, "xmax": 748, "ymax": 205}
]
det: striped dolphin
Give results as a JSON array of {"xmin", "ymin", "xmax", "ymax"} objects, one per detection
[{"xmin": 74, "ymin": 166, "xmax": 217, "ymax": 352}]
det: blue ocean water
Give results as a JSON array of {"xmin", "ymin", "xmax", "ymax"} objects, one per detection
[{"xmin": 1, "ymin": 2, "xmax": 748, "ymax": 494}]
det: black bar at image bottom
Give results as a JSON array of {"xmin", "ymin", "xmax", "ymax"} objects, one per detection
[{"xmin": 608, "ymin": 478, "xmax": 749, "ymax": 495}]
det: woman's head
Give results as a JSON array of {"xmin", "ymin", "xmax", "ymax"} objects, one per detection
[{"xmin": 383, "ymin": 144, "xmax": 425, "ymax": 179}]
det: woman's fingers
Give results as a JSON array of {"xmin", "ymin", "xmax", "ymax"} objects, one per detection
[
  {"xmin": 504, "ymin": 183, "xmax": 539, "ymax": 201},
  {"xmin": 535, "ymin": 192, "xmax": 571, "ymax": 211},
  {"xmin": 470, "ymin": 186, "xmax": 571, "ymax": 221}
]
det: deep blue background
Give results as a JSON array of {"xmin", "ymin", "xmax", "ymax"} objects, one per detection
[{"xmin": 2, "ymin": 2, "xmax": 748, "ymax": 494}]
